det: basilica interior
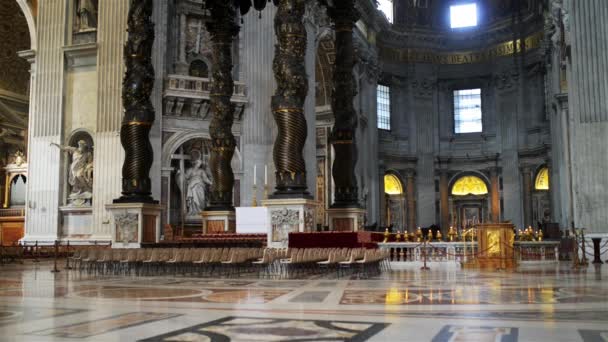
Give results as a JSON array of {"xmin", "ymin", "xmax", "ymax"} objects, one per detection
[{"xmin": 0, "ymin": 0, "xmax": 607, "ymax": 341}]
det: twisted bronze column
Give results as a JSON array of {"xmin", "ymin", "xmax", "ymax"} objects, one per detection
[
  {"xmin": 271, "ymin": 0, "xmax": 310, "ymax": 198},
  {"xmin": 204, "ymin": 1, "xmax": 239, "ymax": 210},
  {"xmin": 329, "ymin": 0, "xmax": 359, "ymax": 207},
  {"xmin": 115, "ymin": 0, "xmax": 156, "ymax": 203}
]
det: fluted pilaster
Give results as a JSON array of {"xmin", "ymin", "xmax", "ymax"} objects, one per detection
[
  {"xmin": 23, "ymin": 0, "xmax": 67, "ymax": 240},
  {"xmin": 568, "ymin": 0, "xmax": 608, "ymax": 233}
]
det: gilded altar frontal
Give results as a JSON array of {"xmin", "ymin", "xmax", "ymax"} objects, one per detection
[{"xmin": 0, "ymin": 0, "xmax": 607, "ymax": 341}]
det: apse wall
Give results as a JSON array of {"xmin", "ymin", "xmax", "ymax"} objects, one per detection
[{"xmin": 376, "ymin": 8, "xmax": 550, "ymax": 230}]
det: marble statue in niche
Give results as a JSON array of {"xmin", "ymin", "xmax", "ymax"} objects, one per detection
[
  {"xmin": 177, "ymin": 157, "xmax": 212, "ymax": 217},
  {"xmin": 51, "ymin": 140, "xmax": 94, "ymax": 206},
  {"xmin": 75, "ymin": 0, "xmax": 98, "ymax": 32}
]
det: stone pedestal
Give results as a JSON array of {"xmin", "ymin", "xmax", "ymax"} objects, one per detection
[
  {"xmin": 106, "ymin": 203, "xmax": 163, "ymax": 248},
  {"xmin": 59, "ymin": 206, "xmax": 93, "ymax": 239},
  {"xmin": 327, "ymin": 207, "xmax": 366, "ymax": 232},
  {"xmin": 201, "ymin": 210, "xmax": 236, "ymax": 234},
  {"xmin": 262, "ymin": 198, "xmax": 317, "ymax": 248}
]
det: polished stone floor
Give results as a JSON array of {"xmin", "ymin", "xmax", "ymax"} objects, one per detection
[{"xmin": 0, "ymin": 260, "xmax": 607, "ymax": 341}]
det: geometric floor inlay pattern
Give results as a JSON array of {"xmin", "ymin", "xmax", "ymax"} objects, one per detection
[
  {"xmin": 139, "ymin": 317, "xmax": 390, "ymax": 342},
  {"xmin": 28, "ymin": 312, "xmax": 182, "ymax": 338},
  {"xmin": 0, "ymin": 306, "xmax": 85, "ymax": 327},
  {"xmin": 432, "ymin": 325, "xmax": 519, "ymax": 342},
  {"xmin": 579, "ymin": 330, "xmax": 608, "ymax": 342}
]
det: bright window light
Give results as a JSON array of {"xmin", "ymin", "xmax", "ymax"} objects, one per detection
[
  {"xmin": 377, "ymin": 84, "xmax": 391, "ymax": 130},
  {"xmin": 454, "ymin": 88, "xmax": 482, "ymax": 133},
  {"xmin": 450, "ymin": 3, "xmax": 477, "ymax": 28},
  {"xmin": 378, "ymin": 0, "xmax": 393, "ymax": 24}
]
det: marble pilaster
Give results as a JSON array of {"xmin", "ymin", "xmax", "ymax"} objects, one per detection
[
  {"xmin": 240, "ymin": 7, "xmax": 276, "ymax": 206},
  {"xmin": 23, "ymin": 0, "xmax": 67, "ymax": 242},
  {"xmin": 521, "ymin": 165, "xmax": 533, "ymax": 228},
  {"xmin": 568, "ymin": 0, "xmax": 608, "ymax": 234},
  {"xmin": 489, "ymin": 166, "xmax": 501, "ymax": 223},
  {"xmin": 439, "ymin": 169, "xmax": 449, "ymax": 232},
  {"xmin": 91, "ymin": 0, "xmax": 130, "ymax": 240},
  {"xmin": 405, "ymin": 169, "xmax": 416, "ymax": 231}
]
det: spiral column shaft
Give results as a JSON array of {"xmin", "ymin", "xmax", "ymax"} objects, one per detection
[
  {"xmin": 329, "ymin": 0, "xmax": 359, "ymax": 207},
  {"xmin": 115, "ymin": 0, "xmax": 157, "ymax": 204},
  {"xmin": 204, "ymin": 1, "xmax": 239, "ymax": 210},
  {"xmin": 271, "ymin": 0, "xmax": 310, "ymax": 198}
]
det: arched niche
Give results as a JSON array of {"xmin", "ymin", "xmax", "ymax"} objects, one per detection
[
  {"xmin": 163, "ymin": 134, "xmax": 242, "ymax": 231},
  {"xmin": 532, "ymin": 166, "xmax": 551, "ymax": 226},
  {"xmin": 449, "ymin": 173, "xmax": 491, "ymax": 230},
  {"xmin": 61, "ymin": 130, "xmax": 94, "ymax": 206},
  {"xmin": 534, "ymin": 166, "xmax": 549, "ymax": 191},
  {"xmin": 384, "ymin": 171, "xmax": 406, "ymax": 230},
  {"xmin": 189, "ymin": 59, "xmax": 209, "ymax": 78},
  {"xmin": 451, "ymin": 175, "xmax": 489, "ymax": 196}
]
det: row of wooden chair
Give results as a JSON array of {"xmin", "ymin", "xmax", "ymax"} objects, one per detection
[{"xmin": 68, "ymin": 247, "xmax": 390, "ymax": 278}]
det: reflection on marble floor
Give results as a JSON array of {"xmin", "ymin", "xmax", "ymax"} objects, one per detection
[
  {"xmin": 432, "ymin": 325, "xmax": 518, "ymax": 342},
  {"xmin": 0, "ymin": 261, "xmax": 606, "ymax": 341},
  {"xmin": 28, "ymin": 312, "xmax": 181, "ymax": 338},
  {"xmin": 140, "ymin": 316, "xmax": 389, "ymax": 342},
  {"xmin": 0, "ymin": 306, "xmax": 85, "ymax": 327}
]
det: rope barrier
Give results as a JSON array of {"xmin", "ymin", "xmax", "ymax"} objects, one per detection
[{"xmin": 428, "ymin": 243, "xmax": 499, "ymax": 259}]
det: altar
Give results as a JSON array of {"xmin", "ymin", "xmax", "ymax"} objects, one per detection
[{"xmin": 463, "ymin": 223, "xmax": 516, "ymax": 270}]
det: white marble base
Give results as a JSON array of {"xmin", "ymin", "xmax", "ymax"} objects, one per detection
[
  {"xmin": 327, "ymin": 207, "xmax": 366, "ymax": 232},
  {"xmin": 262, "ymin": 198, "xmax": 317, "ymax": 248},
  {"xmin": 201, "ymin": 210, "xmax": 236, "ymax": 234},
  {"xmin": 60, "ymin": 206, "xmax": 93, "ymax": 238},
  {"xmin": 236, "ymin": 207, "xmax": 268, "ymax": 234},
  {"xmin": 106, "ymin": 203, "xmax": 163, "ymax": 248}
]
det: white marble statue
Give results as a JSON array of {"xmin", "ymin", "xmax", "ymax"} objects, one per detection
[
  {"xmin": 76, "ymin": 0, "xmax": 97, "ymax": 31},
  {"xmin": 177, "ymin": 158, "xmax": 212, "ymax": 216},
  {"xmin": 51, "ymin": 140, "xmax": 94, "ymax": 206}
]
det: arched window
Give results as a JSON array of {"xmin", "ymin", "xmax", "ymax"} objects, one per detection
[
  {"xmin": 189, "ymin": 60, "xmax": 209, "ymax": 78},
  {"xmin": 384, "ymin": 174, "xmax": 403, "ymax": 195},
  {"xmin": 451, "ymin": 175, "xmax": 488, "ymax": 196},
  {"xmin": 535, "ymin": 167, "xmax": 549, "ymax": 191}
]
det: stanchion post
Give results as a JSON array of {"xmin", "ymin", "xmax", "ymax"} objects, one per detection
[
  {"xmin": 65, "ymin": 241, "xmax": 72, "ymax": 269},
  {"xmin": 591, "ymin": 238, "xmax": 603, "ymax": 264},
  {"xmin": 580, "ymin": 229, "xmax": 589, "ymax": 265},
  {"xmin": 51, "ymin": 240, "xmax": 60, "ymax": 273},
  {"xmin": 33, "ymin": 241, "xmax": 39, "ymax": 263},
  {"xmin": 420, "ymin": 239, "xmax": 430, "ymax": 271}
]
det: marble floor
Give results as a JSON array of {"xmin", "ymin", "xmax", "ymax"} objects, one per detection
[{"xmin": 0, "ymin": 260, "xmax": 606, "ymax": 341}]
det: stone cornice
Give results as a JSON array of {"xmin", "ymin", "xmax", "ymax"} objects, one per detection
[{"xmin": 378, "ymin": 12, "xmax": 543, "ymax": 52}]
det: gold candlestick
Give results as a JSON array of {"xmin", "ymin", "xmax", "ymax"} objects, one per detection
[
  {"xmin": 252, "ymin": 184, "xmax": 258, "ymax": 207},
  {"xmin": 263, "ymin": 185, "xmax": 269, "ymax": 201}
]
